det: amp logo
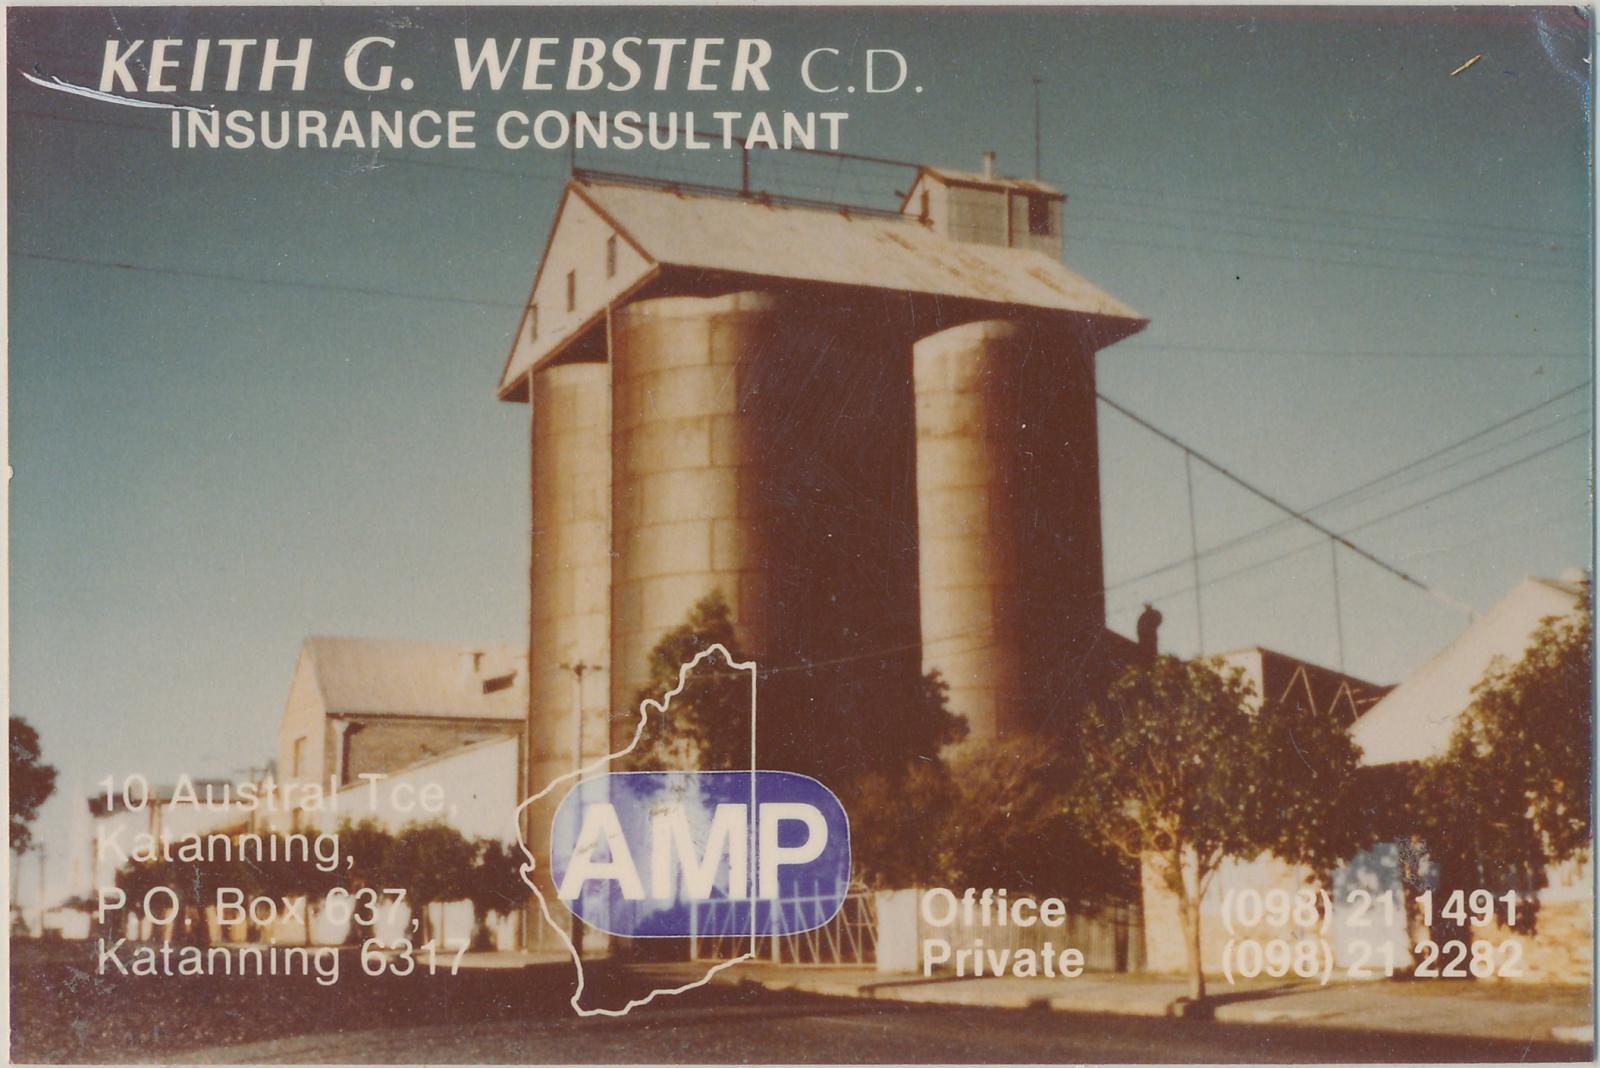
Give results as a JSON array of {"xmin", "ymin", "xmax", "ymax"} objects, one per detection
[{"xmin": 549, "ymin": 771, "xmax": 851, "ymax": 938}]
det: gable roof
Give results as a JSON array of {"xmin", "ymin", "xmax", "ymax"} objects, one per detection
[
  {"xmin": 498, "ymin": 176, "xmax": 1145, "ymax": 396},
  {"xmin": 302, "ymin": 636, "xmax": 525, "ymax": 720},
  {"xmin": 1349, "ymin": 575, "xmax": 1586, "ymax": 767}
]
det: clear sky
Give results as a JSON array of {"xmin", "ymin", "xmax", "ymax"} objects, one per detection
[{"xmin": 7, "ymin": 6, "xmax": 1592, "ymax": 905}]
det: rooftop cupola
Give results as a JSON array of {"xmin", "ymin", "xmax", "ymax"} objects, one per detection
[{"xmin": 901, "ymin": 152, "xmax": 1066, "ymax": 259}]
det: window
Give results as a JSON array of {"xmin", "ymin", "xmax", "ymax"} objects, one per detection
[
  {"xmin": 527, "ymin": 303, "xmax": 538, "ymax": 340},
  {"xmin": 292, "ymin": 736, "xmax": 306, "ymax": 777},
  {"xmin": 566, "ymin": 270, "xmax": 577, "ymax": 312},
  {"xmin": 605, "ymin": 234, "xmax": 618, "ymax": 278},
  {"xmin": 919, "ymin": 189, "xmax": 930, "ymax": 221},
  {"xmin": 1027, "ymin": 195, "xmax": 1052, "ymax": 237}
]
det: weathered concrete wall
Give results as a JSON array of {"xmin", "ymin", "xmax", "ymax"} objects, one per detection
[
  {"xmin": 1140, "ymin": 852, "xmax": 1316, "ymax": 976},
  {"xmin": 608, "ymin": 291, "xmax": 781, "ymax": 737},
  {"xmin": 525, "ymin": 360, "xmax": 611, "ymax": 949},
  {"xmin": 277, "ymin": 646, "xmax": 327, "ymax": 794},
  {"xmin": 606, "ymin": 289, "xmax": 925, "ymax": 781},
  {"xmin": 526, "ymin": 359, "xmax": 611, "ymax": 829},
  {"xmin": 1141, "ymin": 848, "xmax": 1594, "ymax": 985},
  {"xmin": 913, "ymin": 318, "xmax": 1105, "ymax": 745}
]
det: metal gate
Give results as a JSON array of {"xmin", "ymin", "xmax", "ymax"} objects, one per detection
[{"xmin": 690, "ymin": 880, "xmax": 878, "ymax": 965}]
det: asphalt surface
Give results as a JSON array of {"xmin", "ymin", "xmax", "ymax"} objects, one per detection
[
  {"xmin": 179, "ymin": 995, "xmax": 1588, "ymax": 1064},
  {"xmin": 12, "ymin": 941, "xmax": 1589, "ymax": 1064}
]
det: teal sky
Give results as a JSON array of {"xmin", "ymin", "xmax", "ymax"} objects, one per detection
[{"xmin": 8, "ymin": 6, "xmax": 1592, "ymax": 904}]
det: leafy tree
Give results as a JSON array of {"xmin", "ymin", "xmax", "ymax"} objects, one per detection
[
  {"xmin": 463, "ymin": 839, "xmax": 529, "ymax": 950},
  {"xmin": 270, "ymin": 831, "xmax": 340, "ymax": 946},
  {"xmin": 620, "ymin": 591, "xmax": 965, "ymax": 784},
  {"xmin": 9, "ymin": 718, "xmax": 57, "ymax": 855},
  {"xmin": 847, "ymin": 761, "xmax": 958, "ymax": 889},
  {"xmin": 944, "ymin": 735, "xmax": 1134, "ymax": 903},
  {"xmin": 388, "ymin": 822, "xmax": 476, "ymax": 945},
  {"xmin": 1068, "ymin": 655, "xmax": 1368, "ymax": 1002},
  {"xmin": 115, "ymin": 860, "xmax": 165, "ymax": 940},
  {"xmin": 849, "ymin": 735, "xmax": 1133, "ymax": 902},
  {"xmin": 337, "ymin": 819, "xmax": 397, "ymax": 945},
  {"xmin": 621, "ymin": 593, "xmax": 752, "ymax": 773},
  {"xmin": 1415, "ymin": 602, "xmax": 1592, "ymax": 928}
]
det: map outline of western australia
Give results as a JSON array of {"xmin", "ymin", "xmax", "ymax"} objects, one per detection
[{"xmin": 512, "ymin": 643, "xmax": 759, "ymax": 1018}]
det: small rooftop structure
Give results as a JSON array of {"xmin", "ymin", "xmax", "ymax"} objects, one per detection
[
  {"xmin": 497, "ymin": 166, "xmax": 1143, "ymax": 400},
  {"xmin": 1350, "ymin": 573, "xmax": 1587, "ymax": 767},
  {"xmin": 901, "ymin": 156, "xmax": 1067, "ymax": 257}
]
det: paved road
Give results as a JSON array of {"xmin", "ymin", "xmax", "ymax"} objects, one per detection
[
  {"xmin": 13, "ymin": 941, "xmax": 1587, "ymax": 1064},
  {"xmin": 179, "ymin": 992, "xmax": 1586, "ymax": 1064}
]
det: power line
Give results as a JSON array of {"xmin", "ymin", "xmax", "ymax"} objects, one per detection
[
  {"xmin": 11, "ymin": 242, "xmax": 1577, "ymax": 628},
  {"xmin": 11, "ymin": 250, "xmax": 524, "ymax": 311},
  {"xmin": 1067, "ymin": 177, "xmax": 1585, "ymax": 243},
  {"xmin": 1071, "ymin": 230, "xmax": 1587, "ymax": 288},
  {"xmin": 1069, "ymin": 191, "xmax": 1587, "ymax": 257},
  {"xmin": 1310, "ymin": 409, "xmax": 1588, "ymax": 517},
  {"xmin": 1104, "ymin": 382, "xmax": 1591, "ymax": 593},
  {"xmin": 1118, "ymin": 430, "xmax": 1588, "ymax": 612},
  {"xmin": 1097, "ymin": 390, "xmax": 1482, "ymax": 617},
  {"xmin": 1116, "ymin": 342, "xmax": 1587, "ymax": 362},
  {"xmin": 1341, "ymin": 431, "xmax": 1591, "ymax": 537},
  {"xmin": 1070, "ymin": 208, "xmax": 1585, "ymax": 274}
]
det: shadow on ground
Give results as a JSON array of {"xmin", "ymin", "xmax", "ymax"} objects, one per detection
[{"xmin": 10, "ymin": 941, "xmax": 1593, "ymax": 1065}]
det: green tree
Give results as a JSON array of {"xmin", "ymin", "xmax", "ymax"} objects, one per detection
[
  {"xmin": 463, "ymin": 839, "xmax": 529, "ymax": 950},
  {"xmin": 9, "ymin": 718, "xmax": 57, "ymax": 855},
  {"xmin": 621, "ymin": 592, "xmax": 964, "ymax": 784},
  {"xmin": 849, "ymin": 735, "xmax": 1134, "ymax": 902},
  {"xmin": 271, "ymin": 831, "xmax": 340, "ymax": 946},
  {"xmin": 337, "ymin": 819, "xmax": 397, "ymax": 945},
  {"xmin": 1068, "ymin": 655, "xmax": 1368, "ymax": 1003},
  {"xmin": 621, "ymin": 592, "xmax": 752, "ymax": 773},
  {"xmin": 388, "ymin": 822, "xmax": 476, "ymax": 945},
  {"xmin": 847, "ymin": 761, "xmax": 958, "ymax": 889},
  {"xmin": 115, "ymin": 860, "xmax": 164, "ymax": 940},
  {"xmin": 945, "ymin": 734, "xmax": 1134, "ymax": 903},
  {"xmin": 1415, "ymin": 603, "xmax": 1592, "ymax": 926}
]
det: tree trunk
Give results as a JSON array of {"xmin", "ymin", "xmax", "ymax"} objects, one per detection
[
  {"xmin": 1171, "ymin": 846, "xmax": 1207, "ymax": 1003},
  {"xmin": 1181, "ymin": 892, "xmax": 1206, "ymax": 1002}
]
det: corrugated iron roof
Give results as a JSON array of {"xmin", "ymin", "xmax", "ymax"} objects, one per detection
[
  {"xmin": 498, "ymin": 177, "xmax": 1145, "ymax": 394},
  {"xmin": 916, "ymin": 165, "xmax": 1065, "ymax": 198},
  {"xmin": 581, "ymin": 177, "xmax": 1136, "ymax": 317},
  {"xmin": 304, "ymin": 636, "xmax": 525, "ymax": 720}
]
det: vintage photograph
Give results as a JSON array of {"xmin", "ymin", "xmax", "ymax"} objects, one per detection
[{"xmin": 6, "ymin": 4, "xmax": 1595, "ymax": 1063}]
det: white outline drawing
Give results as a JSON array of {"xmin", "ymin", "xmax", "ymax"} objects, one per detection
[
  {"xmin": 512, "ymin": 643, "xmax": 758, "ymax": 1018},
  {"xmin": 18, "ymin": 69, "xmax": 215, "ymax": 113}
]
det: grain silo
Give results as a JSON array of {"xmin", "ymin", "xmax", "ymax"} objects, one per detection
[{"xmin": 498, "ymin": 157, "xmax": 1147, "ymax": 814}]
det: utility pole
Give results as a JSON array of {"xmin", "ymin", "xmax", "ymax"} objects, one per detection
[
  {"xmin": 558, "ymin": 660, "xmax": 603, "ymax": 958},
  {"xmin": 560, "ymin": 661, "xmax": 603, "ymax": 772},
  {"xmin": 35, "ymin": 843, "xmax": 47, "ymax": 937},
  {"xmin": 1033, "ymin": 76, "xmax": 1043, "ymax": 180}
]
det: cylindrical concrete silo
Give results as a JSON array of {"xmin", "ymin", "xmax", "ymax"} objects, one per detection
[
  {"xmin": 526, "ymin": 360, "xmax": 611, "ymax": 904},
  {"xmin": 608, "ymin": 292, "xmax": 782, "ymax": 751},
  {"xmin": 913, "ymin": 317, "xmax": 1105, "ymax": 747}
]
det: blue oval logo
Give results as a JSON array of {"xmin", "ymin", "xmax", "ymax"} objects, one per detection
[{"xmin": 548, "ymin": 770, "xmax": 851, "ymax": 938}]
